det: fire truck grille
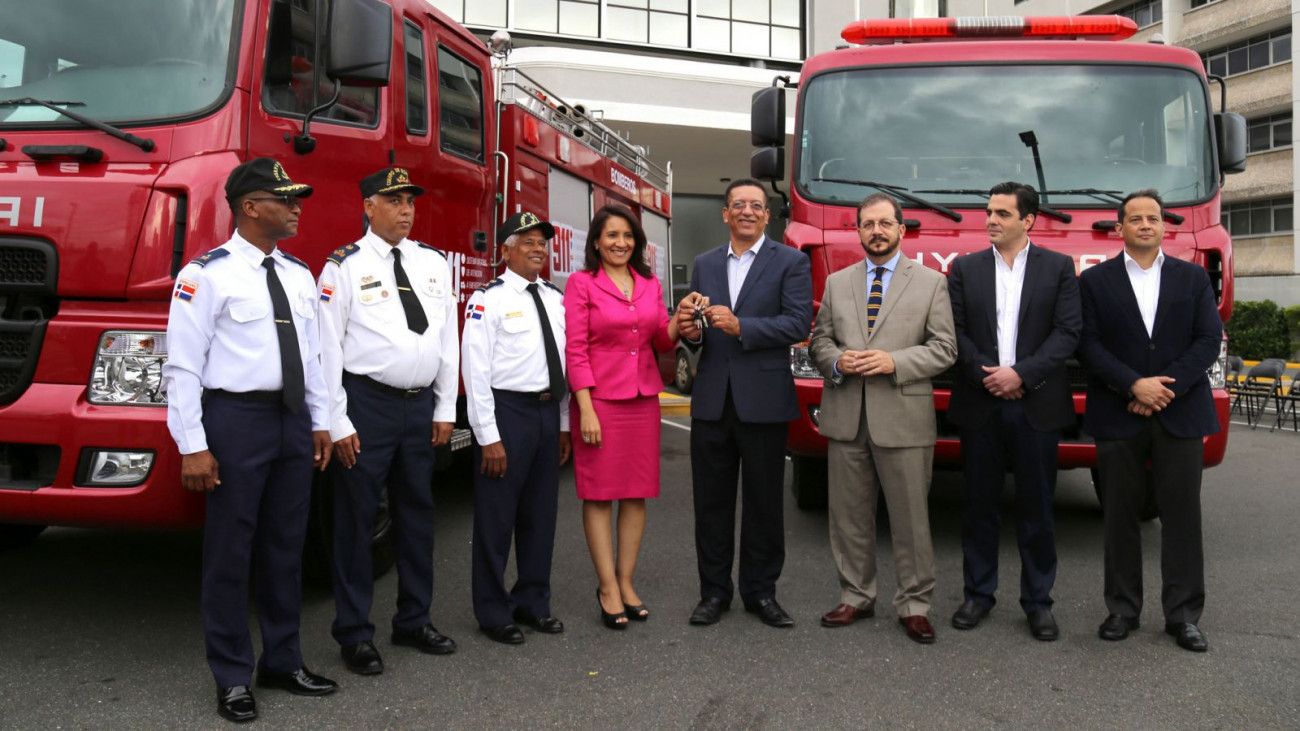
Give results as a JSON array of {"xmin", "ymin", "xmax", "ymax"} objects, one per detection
[
  {"xmin": 0, "ymin": 247, "xmax": 49, "ymax": 286},
  {"xmin": 0, "ymin": 239, "xmax": 58, "ymax": 406}
]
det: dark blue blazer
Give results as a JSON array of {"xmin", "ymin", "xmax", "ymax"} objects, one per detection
[
  {"xmin": 947, "ymin": 244, "xmax": 1081, "ymax": 432},
  {"xmin": 686, "ymin": 236, "xmax": 813, "ymax": 423},
  {"xmin": 1078, "ymin": 254, "xmax": 1222, "ymax": 440}
]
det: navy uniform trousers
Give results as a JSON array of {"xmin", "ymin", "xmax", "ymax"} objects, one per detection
[
  {"xmin": 471, "ymin": 390, "xmax": 560, "ymax": 629},
  {"xmin": 331, "ymin": 374, "xmax": 438, "ymax": 645},
  {"xmin": 959, "ymin": 400, "xmax": 1060, "ymax": 612},
  {"xmin": 201, "ymin": 392, "xmax": 312, "ymax": 688}
]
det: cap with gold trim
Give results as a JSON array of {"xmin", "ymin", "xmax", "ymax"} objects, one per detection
[
  {"xmin": 225, "ymin": 157, "xmax": 314, "ymax": 201},
  {"xmin": 360, "ymin": 167, "xmax": 426, "ymax": 198},
  {"xmin": 496, "ymin": 211, "xmax": 556, "ymax": 245}
]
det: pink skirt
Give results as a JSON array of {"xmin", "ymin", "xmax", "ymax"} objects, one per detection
[{"xmin": 571, "ymin": 395, "xmax": 661, "ymax": 501}]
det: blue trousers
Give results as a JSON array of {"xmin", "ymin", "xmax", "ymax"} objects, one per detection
[
  {"xmin": 331, "ymin": 375, "xmax": 437, "ymax": 645},
  {"xmin": 201, "ymin": 394, "xmax": 312, "ymax": 688},
  {"xmin": 959, "ymin": 400, "xmax": 1060, "ymax": 613},
  {"xmin": 471, "ymin": 390, "xmax": 560, "ymax": 629}
]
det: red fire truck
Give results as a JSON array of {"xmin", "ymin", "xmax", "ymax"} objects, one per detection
[
  {"xmin": 0, "ymin": 0, "xmax": 671, "ymax": 560},
  {"xmin": 749, "ymin": 16, "xmax": 1243, "ymax": 509}
]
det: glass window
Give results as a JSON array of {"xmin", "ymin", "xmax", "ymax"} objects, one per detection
[
  {"xmin": 428, "ymin": 0, "xmax": 461, "ymax": 21},
  {"xmin": 437, "ymin": 46, "xmax": 485, "ymax": 163},
  {"xmin": 607, "ymin": 7, "xmax": 649, "ymax": 42},
  {"xmin": 698, "ymin": 0, "xmax": 729, "ymax": 16},
  {"xmin": 733, "ymin": 22, "xmax": 770, "ymax": 57},
  {"xmin": 404, "ymin": 22, "xmax": 427, "ymax": 135},
  {"xmin": 772, "ymin": 26, "xmax": 801, "ymax": 60},
  {"xmin": 772, "ymin": 0, "xmax": 801, "ymax": 26},
  {"xmin": 1250, "ymin": 207, "xmax": 1271, "ymax": 233},
  {"xmin": 1230, "ymin": 209, "xmax": 1249, "ymax": 234},
  {"xmin": 1248, "ymin": 123, "xmax": 1270, "ymax": 153},
  {"xmin": 734, "ymin": 1, "xmax": 769, "ymax": 24},
  {"xmin": 1223, "ymin": 198, "xmax": 1294, "ymax": 235},
  {"xmin": 650, "ymin": 13, "xmax": 689, "ymax": 47},
  {"xmin": 1203, "ymin": 31, "xmax": 1290, "ymax": 77},
  {"xmin": 1275, "ymin": 204, "xmax": 1293, "ymax": 232},
  {"xmin": 1248, "ymin": 40, "xmax": 1270, "ymax": 69},
  {"xmin": 1227, "ymin": 46, "xmax": 1249, "ymax": 75},
  {"xmin": 1276, "ymin": 120, "xmax": 1291, "ymax": 147},
  {"xmin": 560, "ymin": 0, "xmax": 599, "ymax": 37},
  {"xmin": 264, "ymin": 0, "xmax": 378, "ymax": 127},
  {"xmin": 465, "ymin": 0, "xmax": 506, "ymax": 26},
  {"xmin": 694, "ymin": 17, "xmax": 731, "ymax": 52},
  {"xmin": 1273, "ymin": 34, "xmax": 1290, "ymax": 63},
  {"xmin": 651, "ymin": 0, "xmax": 688, "ymax": 11},
  {"xmin": 517, "ymin": 0, "xmax": 558, "ymax": 33}
]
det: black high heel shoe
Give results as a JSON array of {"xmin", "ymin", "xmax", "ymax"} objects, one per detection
[
  {"xmin": 597, "ymin": 588, "xmax": 628, "ymax": 630},
  {"xmin": 623, "ymin": 602, "xmax": 649, "ymax": 621}
]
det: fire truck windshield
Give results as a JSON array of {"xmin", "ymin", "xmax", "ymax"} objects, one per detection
[
  {"xmin": 0, "ymin": 0, "xmax": 238, "ymax": 126},
  {"xmin": 798, "ymin": 64, "xmax": 1215, "ymax": 210}
]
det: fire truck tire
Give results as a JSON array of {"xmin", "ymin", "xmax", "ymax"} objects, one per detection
[
  {"xmin": 791, "ymin": 454, "xmax": 828, "ymax": 510},
  {"xmin": 1090, "ymin": 468, "xmax": 1159, "ymax": 522},
  {"xmin": 302, "ymin": 471, "xmax": 397, "ymax": 588},
  {"xmin": 0, "ymin": 523, "xmax": 46, "ymax": 551},
  {"xmin": 674, "ymin": 351, "xmax": 694, "ymax": 394}
]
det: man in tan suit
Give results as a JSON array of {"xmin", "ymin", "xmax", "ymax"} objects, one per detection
[{"xmin": 810, "ymin": 193, "xmax": 957, "ymax": 644}]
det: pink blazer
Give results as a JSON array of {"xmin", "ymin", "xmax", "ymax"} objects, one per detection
[{"xmin": 564, "ymin": 268, "xmax": 675, "ymax": 400}]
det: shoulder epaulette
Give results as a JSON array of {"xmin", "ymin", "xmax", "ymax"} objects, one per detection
[
  {"xmin": 477, "ymin": 278, "xmax": 503, "ymax": 292},
  {"xmin": 279, "ymin": 251, "xmax": 309, "ymax": 269},
  {"xmin": 326, "ymin": 243, "xmax": 361, "ymax": 266},
  {"xmin": 190, "ymin": 248, "xmax": 230, "ymax": 267},
  {"xmin": 542, "ymin": 279, "xmax": 563, "ymax": 294},
  {"xmin": 417, "ymin": 242, "xmax": 446, "ymax": 258}
]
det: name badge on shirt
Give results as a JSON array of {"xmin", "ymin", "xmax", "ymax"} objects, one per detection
[{"xmin": 504, "ymin": 311, "xmax": 523, "ymax": 319}]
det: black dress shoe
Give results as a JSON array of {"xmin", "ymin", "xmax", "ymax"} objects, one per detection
[
  {"xmin": 216, "ymin": 685, "xmax": 257, "ymax": 723},
  {"xmin": 392, "ymin": 624, "xmax": 457, "ymax": 655},
  {"xmin": 255, "ymin": 667, "xmax": 338, "ymax": 696},
  {"xmin": 951, "ymin": 600, "xmax": 991, "ymax": 630},
  {"xmin": 480, "ymin": 623, "xmax": 526, "ymax": 645},
  {"xmin": 340, "ymin": 641, "xmax": 384, "ymax": 675},
  {"xmin": 513, "ymin": 609, "xmax": 565, "ymax": 634},
  {"xmin": 744, "ymin": 598, "xmax": 795, "ymax": 628},
  {"xmin": 1027, "ymin": 609, "xmax": 1059, "ymax": 641},
  {"xmin": 1166, "ymin": 622, "xmax": 1209, "ymax": 652},
  {"xmin": 689, "ymin": 597, "xmax": 729, "ymax": 626},
  {"xmin": 1098, "ymin": 614, "xmax": 1140, "ymax": 641}
]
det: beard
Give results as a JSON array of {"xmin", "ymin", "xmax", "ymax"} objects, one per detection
[{"xmin": 863, "ymin": 232, "xmax": 901, "ymax": 258}]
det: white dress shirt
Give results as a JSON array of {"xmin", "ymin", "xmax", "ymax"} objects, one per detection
[
  {"xmin": 317, "ymin": 230, "xmax": 460, "ymax": 441},
  {"xmin": 726, "ymin": 235, "xmax": 765, "ymax": 305},
  {"xmin": 994, "ymin": 242, "xmax": 1030, "ymax": 367},
  {"xmin": 1123, "ymin": 248, "xmax": 1165, "ymax": 337},
  {"xmin": 461, "ymin": 268, "xmax": 570, "ymax": 445},
  {"xmin": 163, "ymin": 233, "xmax": 329, "ymax": 455}
]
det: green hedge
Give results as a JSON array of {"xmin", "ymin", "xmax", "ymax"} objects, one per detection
[
  {"xmin": 1286, "ymin": 305, "xmax": 1300, "ymax": 356},
  {"xmin": 1227, "ymin": 300, "xmax": 1291, "ymax": 361}
]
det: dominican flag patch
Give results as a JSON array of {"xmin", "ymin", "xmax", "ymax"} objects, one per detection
[
  {"xmin": 173, "ymin": 278, "xmax": 198, "ymax": 302},
  {"xmin": 466, "ymin": 303, "xmax": 484, "ymax": 321},
  {"xmin": 320, "ymin": 283, "xmax": 335, "ymax": 303}
]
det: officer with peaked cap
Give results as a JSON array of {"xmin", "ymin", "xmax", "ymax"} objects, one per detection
[
  {"xmin": 317, "ymin": 167, "xmax": 459, "ymax": 675},
  {"xmin": 461, "ymin": 211, "xmax": 572, "ymax": 644},
  {"xmin": 163, "ymin": 157, "xmax": 337, "ymax": 723}
]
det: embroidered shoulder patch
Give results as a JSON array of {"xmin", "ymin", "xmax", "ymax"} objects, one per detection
[
  {"xmin": 173, "ymin": 278, "xmax": 199, "ymax": 302},
  {"xmin": 466, "ymin": 303, "xmax": 485, "ymax": 321},
  {"xmin": 477, "ymin": 278, "xmax": 503, "ymax": 292},
  {"xmin": 327, "ymin": 243, "xmax": 361, "ymax": 266},
  {"xmin": 190, "ymin": 248, "xmax": 230, "ymax": 268},
  {"xmin": 417, "ymin": 242, "xmax": 447, "ymax": 258},
  {"xmin": 279, "ymin": 250, "xmax": 309, "ymax": 269},
  {"xmin": 319, "ymin": 282, "xmax": 335, "ymax": 303}
]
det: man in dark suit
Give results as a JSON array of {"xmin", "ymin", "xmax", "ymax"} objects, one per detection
[
  {"xmin": 946, "ymin": 182, "xmax": 1080, "ymax": 641},
  {"xmin": 1078, "ymin": 189, "xmax": 1222, "ymax": 652},
  {"xmin": 677, "ymin": 178, "xmax": 813, "ymax": 628}
]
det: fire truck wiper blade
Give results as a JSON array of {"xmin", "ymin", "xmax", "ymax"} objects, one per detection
[
  {"xmin": 0, "ymin": 97, "xmax": 156, "ymax": 152},
  {"xmin": 814, "ymin": 178, "xmax": 962, "ymax": 222},
  {"xmin": 916, "ymin": 187, "xmax": 1073, "ymax": 224},
  {"xmin": 1039, "ymin": 188, "xmax": 1124, "ymax": 203}
]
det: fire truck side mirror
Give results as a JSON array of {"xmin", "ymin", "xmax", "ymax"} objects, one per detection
[
  {"xmin": 326, "ymin": 0, "xmax": 394, "ymax": 87},
  {"xmin": 751, "ymin": 86, "xmax": 785, "ymax": 147},
  {"xmin": 1215, "ymin": 112, "xmax": 1247, "ymax": 174},
  {"xmin": 751, "ymin": 145, "xmax": 784, "ymax": 182}
]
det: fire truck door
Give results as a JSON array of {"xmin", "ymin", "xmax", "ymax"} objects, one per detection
[{"xmin": 547, "ymin": 167, "xmax": 592, "ymax": 290}]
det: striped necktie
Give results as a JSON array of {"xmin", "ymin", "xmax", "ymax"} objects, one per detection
[{"xmin": 867, "ymin": 265, "xmax": 885, "ymax": 335}]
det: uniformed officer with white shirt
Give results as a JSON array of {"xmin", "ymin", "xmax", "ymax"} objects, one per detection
[
  {"xmin": 462, "ymin": 212, "xmax": 572, "ymax": 645},
  {"xmin": 163, "ymin": 158, "xmax": 337, "ymax": 724},
  {"xmin": 317, "ymin": 168, "xmax": 459, "ymax": 675}
]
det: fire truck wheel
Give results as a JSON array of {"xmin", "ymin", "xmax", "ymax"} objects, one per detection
[
  {"xmin": 1090, "ymin": 468, "xmax": 1159, "ymax": 522},
  {"xmin": 0, "ymin": 523, "xmax": 46, "ymax": 552},
  {"xmin": 301, "ymin": 471, "xmax": 397, "ymax": 588},
  {"xmin": 790, "ymin": 455, "xmax": 828, "ymax": 510},
  {"xmin": 674, "ymin": 351, "xmax": 694, "ymax": 394}
]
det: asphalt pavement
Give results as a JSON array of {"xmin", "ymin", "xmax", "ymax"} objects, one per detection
[{"xmin": 1, "ymin": 419, "xmax": 1297, "ymax": 729}]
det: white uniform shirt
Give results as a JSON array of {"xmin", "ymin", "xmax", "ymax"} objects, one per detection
[
  {"xmin": 461, "ymin": 268, "xmax": 570, "ymax": 445},
  {"xmin": 163, "ymin": 233, "xmax": 330, "ymax": 455},
  {"xmin": 994, "ymin": 242, "xmax": 1030, "ymax": 367},
  {"xmin": 1124, "ymin": 248, "xmax": 1165, "ymax": 337},
  {"xmin": 317, "ymin": 230, "xmax": 459, "ymax": 440}
]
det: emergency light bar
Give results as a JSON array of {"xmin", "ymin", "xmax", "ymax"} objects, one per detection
[{"xmin": 841, "ymin": 16, "xmax": 1139, "ymax": 45}]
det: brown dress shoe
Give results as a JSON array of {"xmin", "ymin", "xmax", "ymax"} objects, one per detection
[
  {"xmin": 820, "ymin": 603, "xmax": 874, "ymax": 627},
  {"xmin": 899, "ymin": 615, "xmax": 937, "ymax": 644}
]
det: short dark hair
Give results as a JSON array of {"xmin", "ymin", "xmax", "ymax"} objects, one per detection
[
  {"xmin": 988, "ymin": 181, "xmax": 1039, "ymax": 219},
  {"xmin": 724, "ymin": 178, "xmax": 769, "ymax": 204},
  {"xmin": 1117, "ymin": 189, "xmax": 1164, "ymax": 220},
  {"xmin": 857, "ymin": 192, "xmax": 903, "ymax": 226},
  {"xmin": 584, "ymin": 204, "xmax": 652, "ymax": 279}
]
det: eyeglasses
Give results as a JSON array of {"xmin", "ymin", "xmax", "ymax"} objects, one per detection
[
  {"xmin": 727, "ymin": 201, "xmax": 768, "ymax": 213},
  {"xmin": 247, "ymin": 195, "xmax": 304, "ymax": 209},
  {"xmin": 859, "ymin": 219, "xmax": 899, "ymax": 231}
]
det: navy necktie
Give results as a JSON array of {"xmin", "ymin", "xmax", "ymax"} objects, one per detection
[
  {"xmin": 867, "ymin": 266, "xmax": 885, "ymax": 335},
  {"xmin": 262, "ymin": 257, "xmax": 305, "ymax": 411}
]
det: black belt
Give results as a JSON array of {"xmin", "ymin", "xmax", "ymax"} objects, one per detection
[
  {"xmin": 204, "ymin": 388, "xmax": 282, "ymax": 403},
  {"xmin": 494, "ymin": 388, "xmax": 554, "ymax": 402},
  {"xmin": 344, "ymin": 371, "xmax": 430, "ymax": 399}
]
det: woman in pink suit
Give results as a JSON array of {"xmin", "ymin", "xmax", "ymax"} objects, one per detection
[{"xmin": 565, "ymin": 204, "xmax": 681, "ymax": 629}]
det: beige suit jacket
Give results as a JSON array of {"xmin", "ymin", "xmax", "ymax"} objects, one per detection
[{"xmin": 810, "ymin": 255, "xmax": 957, "ymax": 448}]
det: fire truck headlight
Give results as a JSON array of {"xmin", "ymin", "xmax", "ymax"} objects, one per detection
[
  {"xmin": 790, "ymin": 339, "xmax": 824, "ymax": 379},
  {"xmin": 1207, "ymin": 339, "xmax": 1228, "ymax": 390},
  {"xmin": 88, "ymin": 331, "xmax": 169, "ymax": 406},
  {"xmin": 78, "ymin": 450, "xmax": 155, "ymax": 487}
]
